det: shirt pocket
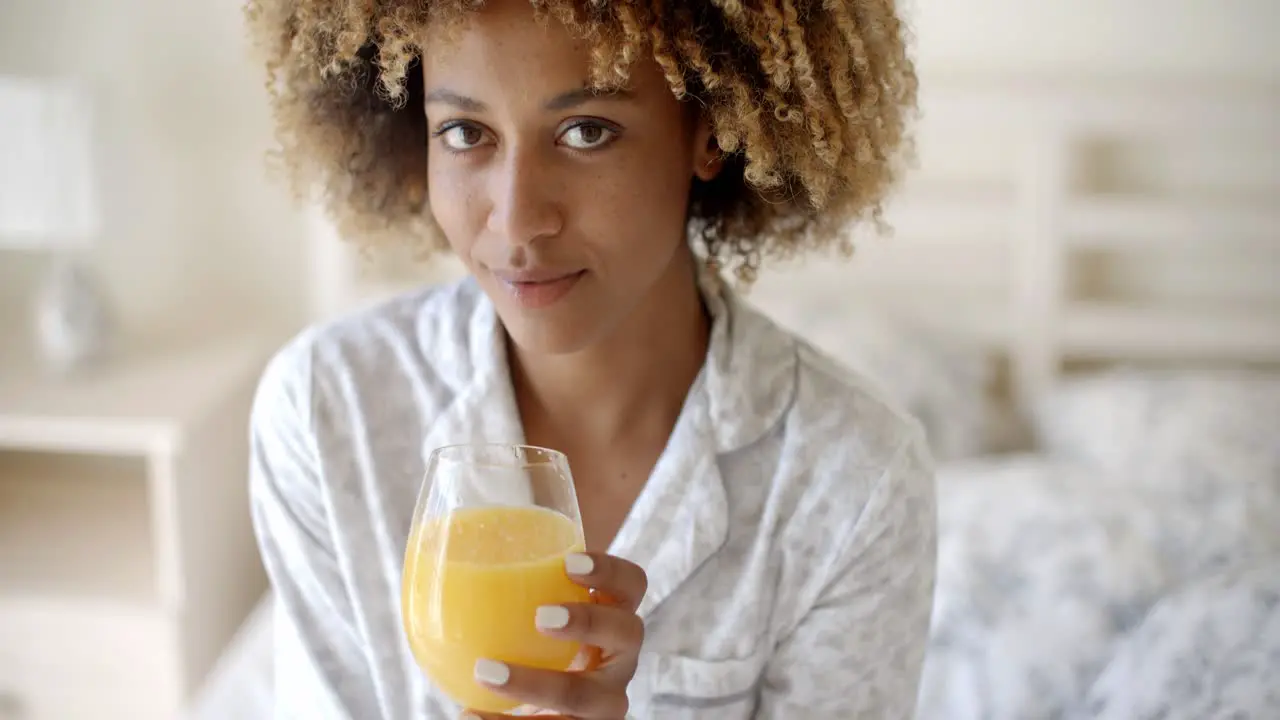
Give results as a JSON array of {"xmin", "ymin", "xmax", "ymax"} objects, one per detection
[{"xmin": 633, "ymin": 647, "xmax": 769, "ymax": 719}]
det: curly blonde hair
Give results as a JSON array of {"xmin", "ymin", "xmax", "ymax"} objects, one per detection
[{"xmin": 245, "ymin": 0, "xmax": 917, "ymax": 282}]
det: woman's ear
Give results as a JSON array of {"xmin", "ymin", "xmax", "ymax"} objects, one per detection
[{"xmin": 691, "ymin": 115, "xmax": 723, "ymax": 182}]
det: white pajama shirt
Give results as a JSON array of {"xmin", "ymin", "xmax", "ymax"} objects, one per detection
[{"xmin": 249, "ymin": 276, "xmax": 937, "ymax": 719}]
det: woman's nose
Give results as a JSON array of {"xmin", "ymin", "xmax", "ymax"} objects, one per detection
[{"xmin": 486, "ymin": 147, "xmax": 564, "ymax": 246}]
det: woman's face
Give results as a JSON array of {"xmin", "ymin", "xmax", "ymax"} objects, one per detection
[{"xmin": 421, "ymin": 0, "xmax": 718, "ymax": 355}]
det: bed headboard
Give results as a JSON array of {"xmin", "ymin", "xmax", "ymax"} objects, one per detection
[
  {"xmin": 751, "ymin": 73, "xmax": 1280, "ymax": 413},
  {"xmin": 306, "ymin": 73, "xmax": 1280, "ymax": 416}
]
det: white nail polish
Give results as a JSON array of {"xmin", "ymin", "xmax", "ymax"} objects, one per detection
[
  {"xmin": 536, "ymin": 605, "xmax": 571, "ymax": 630},
  {"xmin": 565, "ymin": 553, "xmax": 594, "ymax": 576},
  {"xmin": 474, "ymin": 658, "xmax": 510, "ymax": 686}
]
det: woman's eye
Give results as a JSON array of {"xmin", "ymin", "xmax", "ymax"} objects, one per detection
[
  {"xmin": 559, "ymin": 122, "xmax": 616, "ymax": 150},
  {"xmin": 438, "ymin": 124, "xmax": 488, "ymax": 151}
]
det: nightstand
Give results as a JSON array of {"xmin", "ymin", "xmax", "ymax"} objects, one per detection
[{"xmin": 0, "ymin": 332, "xmax": 275, "ymax": 720}]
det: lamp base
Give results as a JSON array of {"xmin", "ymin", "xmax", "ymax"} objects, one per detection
[{"xmin": 32, "ymin": 254, "xmax": 115, "ymax": 376}]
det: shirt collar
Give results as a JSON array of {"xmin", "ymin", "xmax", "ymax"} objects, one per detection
[
  {"xmin": 695, "ymin": 268, "xmax": 798, "ymax": 454},
  {"xmin": 423, "ymin": 271, "xmax": 798, "ymax": 455}
]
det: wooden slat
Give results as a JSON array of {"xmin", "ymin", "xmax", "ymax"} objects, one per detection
[
  {"xmin": 1065, "ymin": 197, "xmax": 1280, "ymax": 248},
  {"xmin": 1062, "ymin": 302, "xmax": 1280, "ymax": 361}
]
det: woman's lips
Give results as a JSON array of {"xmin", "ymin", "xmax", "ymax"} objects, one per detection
[{"xmin": 496, "ymin": 270, "xmax": 586, "ymax": 309}]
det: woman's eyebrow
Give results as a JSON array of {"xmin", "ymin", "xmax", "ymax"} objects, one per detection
[
  {"xmin": 545, "ymin": 86, "xmax": 634, "ymax": 111},
  {"xmin": 423, "ymin": 88, "xmax": 486, "ymax": 112},
  {"xmin": 423, "ymin": 85, "xmax": 634, "ymax": 113}
]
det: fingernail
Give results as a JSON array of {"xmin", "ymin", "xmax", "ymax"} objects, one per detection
[
  {"xmin": 474, "ymin": 658, "xmax": 510, "ymax": 686},
  {"xmin": 458, "ymin": 714, "xmax": 482, "ymax": 720},
  {"xmin": 535, "ymin": 605, "xmax": 571, "ymax": 630},
  {"xmin": 565, "ymin": 552, "xmax": 594, "ymax": 576}
]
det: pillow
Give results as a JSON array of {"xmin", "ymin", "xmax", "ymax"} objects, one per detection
[
  {"xmin": 1034, "ymin": 370, "xmax": 1280, "ymax": 583},
  {"xmin": 1034, "ymin": 369, "xmax": 1280, "ymax": 502},
  {"xmin": 750, "ymin": 293, "xmax": 999, "ymax": 460}
]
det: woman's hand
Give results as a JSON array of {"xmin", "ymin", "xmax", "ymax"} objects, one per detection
[{"xmin": 462, "ymin": 552, "xmax": 647, "ymax": 719}]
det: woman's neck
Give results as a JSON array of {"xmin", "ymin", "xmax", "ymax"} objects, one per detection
[{"xmin": 508, "ymin": 251, "xmax": 710, "ymax": 452}]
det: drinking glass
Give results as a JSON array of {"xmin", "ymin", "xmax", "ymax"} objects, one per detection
[{"xmin": 401, "ymin": 444, "xmax": 592, "ymax": 713}]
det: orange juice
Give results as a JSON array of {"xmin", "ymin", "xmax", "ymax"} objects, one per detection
[{"xmin": 402, "ymin": 505, "xmax": 591, "ymax": 713}]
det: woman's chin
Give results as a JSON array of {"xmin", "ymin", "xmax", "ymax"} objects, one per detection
[{"xmin": 496, "ymin": 308, "xmax": 606, "ymax": 358}]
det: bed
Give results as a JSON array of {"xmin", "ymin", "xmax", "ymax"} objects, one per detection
[{"xmin": 184, "ymin": 74, "xmax": 1280, "ymax": 719}]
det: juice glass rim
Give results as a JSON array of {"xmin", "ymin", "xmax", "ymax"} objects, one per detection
[{"xmin": 427, "ymin": 443, "xmax": 568, "ymax": 470}]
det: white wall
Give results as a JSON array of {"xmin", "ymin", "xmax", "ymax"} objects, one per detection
[
  {"xmin": 912, "ymin": 0, "xmax": 1279, "ymax": 78},
  {"xmin": 1, "ymin": 0, "xmax": 1275, "ymax": 339}
]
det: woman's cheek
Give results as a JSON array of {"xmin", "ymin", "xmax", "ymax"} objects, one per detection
[{"xmin": 430, "ymin": 167, "xmax": 484, "ymax": 246}]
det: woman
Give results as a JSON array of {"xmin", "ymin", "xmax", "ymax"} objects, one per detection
[{"xmin": 244, "ymin": 0, "xmax": 935, "ymax": 718}]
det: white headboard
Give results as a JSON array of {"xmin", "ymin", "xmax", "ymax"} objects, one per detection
[
  {"xmin": 752, "ymin": 73, "xmax": 1280, "ymax": 411},
  {"xmin": 307, "ymin": 73, "xmax": 1280, "ymax": 414}
]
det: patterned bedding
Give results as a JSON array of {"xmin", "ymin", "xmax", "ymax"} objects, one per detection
[
  {"xmin": 918, "ymin": 455, "xmax": 1280, "ymax": 720},
  {"xmin": 1079, "ymin": 560, "xmax": 1280, "ymax": 720}
]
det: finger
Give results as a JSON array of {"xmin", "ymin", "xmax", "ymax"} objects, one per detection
[
  {"xmin": 565, "ymin": 552, "xmax": 647, "ymax": 613},
  {"xmin": 535, "ymin": 602, "xmax": 644, "ymax": 658},
  {"xmin": 472, "ymin": 658, "xmax": 630, "ymax": 719}
]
